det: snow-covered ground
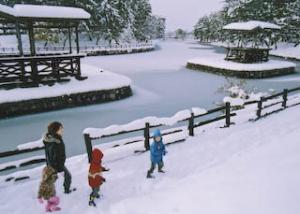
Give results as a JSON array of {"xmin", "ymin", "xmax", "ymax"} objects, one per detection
[
  {"xmin": 187, "ymin": 56, "xmax": 296, "ymax": 71},
  {"xmin": 0, "ymin": 64, "xmax": 131, "ymax": 103},
  {"xmin": 1, "ymin": 96, "xmax": 300, "ymax": 213},
  {"xmin": 271, "ymin": 43, "xmax": 300, "ymax": 61}
]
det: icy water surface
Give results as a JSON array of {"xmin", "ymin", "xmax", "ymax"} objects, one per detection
[{"xmin": 1, "ymin": 41, "xmax": 299, "ymax": 160}]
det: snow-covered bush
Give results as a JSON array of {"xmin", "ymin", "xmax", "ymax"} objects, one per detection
[{"xmin": 218, "ymin": 78, "xmax": 266, "ymax": 109}]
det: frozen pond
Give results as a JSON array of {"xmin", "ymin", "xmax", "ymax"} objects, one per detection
[{"xmin": 1, "ymin": 40, "xmax": 300, "ymax": 159}]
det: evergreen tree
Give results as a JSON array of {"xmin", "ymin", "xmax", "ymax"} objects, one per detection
[
  {"xmin": 145, "ymin": 16, "xmax": 166, "ymax": 39},
  {"xmin": 284, "ymin": 0, "xmax": 300, "ymax": 45},
  {"xmin": 194, "ymin": 0, "xmax": 299, "ymax": 45},
  {"xmin": 130, "ymin": 0, "xmax": 152, "ymax": 41},
  {"xmin": 0, "ymin": 0, "xmax": 163, "ymax": 43},
  {"xmin": 194, "ymin": 12, "xmax": 225, "ymax": 42}
]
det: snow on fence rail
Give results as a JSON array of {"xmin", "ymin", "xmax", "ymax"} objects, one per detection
[
  {"xmin": 83, "ymin": 103, "xmax": 235, "ymax": 163},
  {"xmin": 0, "ymin": 139, "xmax": 44, "ymax": 158},
  {"xmin": 0, "ymin": 42, "xmax": 154, "ymax": 56}
]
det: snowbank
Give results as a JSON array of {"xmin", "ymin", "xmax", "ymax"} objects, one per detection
[{"xmin": 0, "ymin": 64, "xmax": 132, "ymax": 103}]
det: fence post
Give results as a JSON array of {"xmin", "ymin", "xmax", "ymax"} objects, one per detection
[
  {"xmin": 225, "ymin": 102, "xmax": 231, "ymax": 127},
  {"xmin": 188, "ymin": 112, "xmax": 195, "ymax": 136},
  {"xmin": 282, "ymin": 89, "xmax": 288, "ymax": 108},
  {"xmin": 84, "ymin": 134, "xmax": 93, "ymax": 163},
  {"xmin": 257, "ymin": 97, "xmax": 263, "ymax": 119},
  {"xmin": 144, "ymin": 122, "xmax": 150, "ymax": 151}
]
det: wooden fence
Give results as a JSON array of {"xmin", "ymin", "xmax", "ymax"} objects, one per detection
[
  {"xmin": 255, "ymin": 87, "xmax": 300, "ymax": 119},
  {"xmin": 83, "ymin": 102, "xmax": 235, "ymax": 163},
  {"xmin": 0, "ymin": 143, "xmax": 45, "ymax": 182},
  {"xmin": 2, "ymin": 86, "xmax": 300, "ymax": 181}
]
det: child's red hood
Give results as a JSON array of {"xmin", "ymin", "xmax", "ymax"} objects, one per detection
[{"xmin": 92, "ymin": 149, "xmax": 103, "ymax": 163}]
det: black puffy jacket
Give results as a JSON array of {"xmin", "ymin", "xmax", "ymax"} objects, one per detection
[{"xmin": 43, "ymin": 134, "xmax": 66, "ymax": 172}]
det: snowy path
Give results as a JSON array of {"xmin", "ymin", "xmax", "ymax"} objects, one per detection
[{"xmin": 1, "ymin": 103, "xmax": 300, "ymax": 213}]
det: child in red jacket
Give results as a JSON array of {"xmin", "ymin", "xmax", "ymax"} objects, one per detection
[{"xmin": 88, "ymin": 148, "xmax": 107, "ymax": 207}]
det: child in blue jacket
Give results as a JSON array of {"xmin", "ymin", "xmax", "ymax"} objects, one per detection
[{"xmin": 147, "ymin": 129, "xmax": 167, "ymax": 178}]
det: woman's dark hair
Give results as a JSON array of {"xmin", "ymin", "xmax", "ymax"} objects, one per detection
[{"xmin": 47, "ymin": 121, "xmax": 63, "ymax": 136}]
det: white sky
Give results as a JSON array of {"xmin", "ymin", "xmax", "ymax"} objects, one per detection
[{"xmin": 149, "ymin": 0, "xmax": 224, "ymax": 32}]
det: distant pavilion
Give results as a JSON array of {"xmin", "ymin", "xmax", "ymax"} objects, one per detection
[{"xmin": 222, "ymin": 20, "xmax": 281, "ymax": 63}]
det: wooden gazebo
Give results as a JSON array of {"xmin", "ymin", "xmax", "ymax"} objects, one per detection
[
  {"xmin": 0, "ymin": 4, "xmax": 91, "ymax": 89},
  {"xmin": 222, "ymin": 21, "xmax": 281, "ymax": 63}
]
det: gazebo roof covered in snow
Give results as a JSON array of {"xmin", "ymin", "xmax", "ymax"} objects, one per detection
[
  {"xmin": 223, "ymin": 21, "xmax": 281, "ymax": 31},
  {"xmin": 0, "ymin": 4, "xmax": 90, "ymax": 21}
]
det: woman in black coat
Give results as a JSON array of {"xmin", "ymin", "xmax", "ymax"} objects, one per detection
[{"xmin": 43, "ymin": 121, "xmax": 74, "ymax": 194}]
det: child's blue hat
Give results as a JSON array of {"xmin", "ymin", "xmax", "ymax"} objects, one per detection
[{"xmin": 152, "ymin": 129, "xmax": 162, "ymax": 137}]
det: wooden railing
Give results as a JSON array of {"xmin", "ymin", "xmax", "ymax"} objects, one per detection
[
  {"xmin": 255, "ymin": 87, "xmax": 300, "ymax": 119},
  {"xmin": 0, "ymin": 42, "xmax": 154, "ymax": 56},
  {"xmin": 0, "ymin": 54, "xmax": 85, "ymax": 89},
  {"xmin": 0, "ymin": 143, "xmax": 45, "ymax": 182},
  {"xmin": 83, "ymin": 102, "xmax": 235, "ymax": 163}
]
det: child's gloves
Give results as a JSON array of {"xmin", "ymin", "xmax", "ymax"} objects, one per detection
[
  {"xmin": 38, "ymin": 198, "xmax": 43, "ymax": 204},
  {"xmin": 102, "ymin": 167, "xmax": 110, "ymax": 172},
  {"xmin": 163, "ymin": 150, "xmax": 168, "ymax": 156},
  {"xmin": 102, "ymin": 178, "xmax": 106, "ymax": 182}
]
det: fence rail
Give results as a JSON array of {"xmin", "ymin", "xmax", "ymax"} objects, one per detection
[{"xmin": 0, "ymin": 146, "xmax": 44, "ymax": 158}]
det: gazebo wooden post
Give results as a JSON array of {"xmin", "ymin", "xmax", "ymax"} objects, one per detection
[
  {"xmin": 68, "ymin": 27, "xmax": 72, "ymax": 54},
  {"xmin": 15, "ymin": 22, "xmax": 26, "ymax": 82},
  {"xmin": 15, "ymin": 22, "xmax": 23, "ymax": 56},
  {"xmin": 28, "ymin": 22, "xmax": 36, "ymax": 56},
  {"xmin": 68, "ymin": 26, "xmax": 74, "ymax": 74},
  {"xmin": 75, "ymin": 24, "xmax": 80, "ymax": 53},
  {"xmin": 28, "ymin": 22, "xmax": 38, "ymax": 85}
]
